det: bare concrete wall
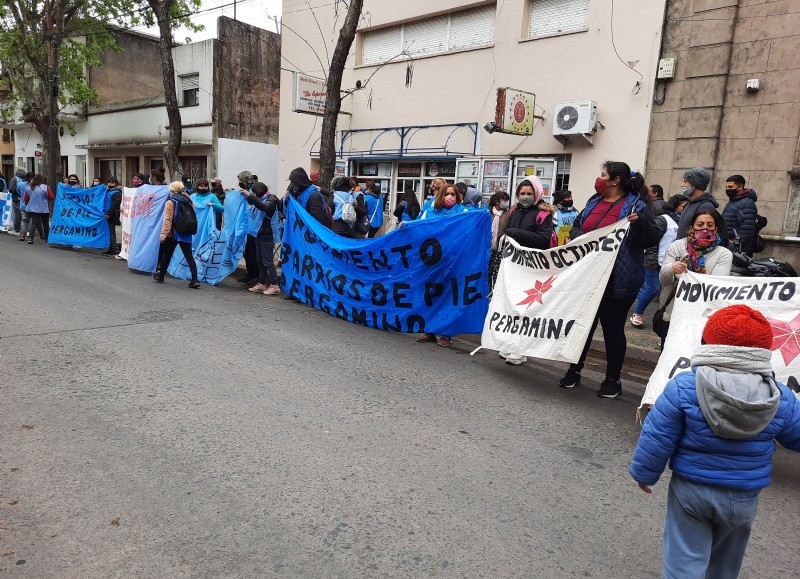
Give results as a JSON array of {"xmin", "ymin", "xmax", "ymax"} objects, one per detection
[
  {"xmin": 645, "ymin": 0, "xmax": 800, "ymax": 241},
  {"xmin": 214, "ymin": 17, "xmax": 281, "ymax": 144},
  {"xmin": 91, "ymin": 31, "xmax": 163, "ymax": 105}
]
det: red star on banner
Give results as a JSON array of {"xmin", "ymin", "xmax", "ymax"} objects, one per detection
[
  {"xmin": 767, "ymin": 312, "xmax": 800, "ymax": 366},
  {"xmin": 517, "ymin": 276, "xmax": 556, "ymax": 307}
]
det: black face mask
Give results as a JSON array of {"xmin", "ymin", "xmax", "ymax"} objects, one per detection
[
  {"xmin": 68, "ymin": 181, "xmax": 78, "ymax": 186},
  {"xmin": 560, "ymin": 200, "xmax": 573, "ymax": 208},
  {"xmin": 197, "ymin": 187, "xmax": 209, "ymax": 192},
  {"xmin": 725, "ymin": 188, "xmax": 738, "ymax": 199}
]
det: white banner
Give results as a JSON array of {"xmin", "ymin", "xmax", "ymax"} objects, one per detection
[
  {"xmin": 641, "ymin": 272, "xmax": 800, "ymax": 407},
  {"xmin": 481, "ymin": 220, "xmax": 631, "ymax": 363},
  {"xmin": 117, "ymin": 187, "xmax": 136, "ymax": 260}
]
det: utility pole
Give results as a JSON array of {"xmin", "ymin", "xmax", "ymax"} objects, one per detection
[{"xmin": 45, "ymin": 0, "xmax": 58, "ymax": 190}]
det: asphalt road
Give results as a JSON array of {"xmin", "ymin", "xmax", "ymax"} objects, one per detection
[{"xmin": 1, "ymin": 235, "xmax": 798, "ymax": 578}]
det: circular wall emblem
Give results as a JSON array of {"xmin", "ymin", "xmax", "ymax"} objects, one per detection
[{"xmin": 513, "ymin": 101, "xmax": 526, "ymax": 123}]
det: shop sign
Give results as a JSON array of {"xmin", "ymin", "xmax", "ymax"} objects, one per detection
[
  {"xmin": 292, "ymin": 72, "xmax": 326, "ymax": 116},
  {"xmin": 426, "ymin": 161, "xmax": 456, "ymax": 177},
  {"xmin": 494, "ymin": 88, "xmax": 536, "ymax": 136},
  {"xmin": 398, "ymin": 163, "xmax": 421, "ymax": 177}
]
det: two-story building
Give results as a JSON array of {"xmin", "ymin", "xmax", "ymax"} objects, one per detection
[
  {"xmin": 278, "ymin": 0, "xmax": 668, "ymax": 226},
  {"xmin": 4, "ymin": 17, "xmax": 282, "ymax": 192}
]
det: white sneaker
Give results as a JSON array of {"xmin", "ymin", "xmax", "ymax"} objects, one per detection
[
  {"xmin": 499, "ymin": 352, "xmax": 509, "ymax": 359},
  {"xmin": 505, "ymin": 354, "xmax": 528, "ymax": 365}
]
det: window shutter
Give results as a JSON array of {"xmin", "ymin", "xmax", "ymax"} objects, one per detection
[
  {"xmin": 529, "ymin": 0, "xmax": 590, "ymax": 38},
  {"xmin": 403, "ymin": 15, "xmax": 448, "ymax": 57},
  {"xmin": 450, "ymin": 5, "xmax": 496, "ymax": 51},
  {"xmin": 362, "ymin": 27, "xmax": 402, "ymax": 65},
  {"xmin": 180, "ymin": 74, "xmax": 199, "ymax": 91}
]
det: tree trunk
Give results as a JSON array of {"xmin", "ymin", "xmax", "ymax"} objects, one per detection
[
  {"xmin": 151, "ymin": 0, "xmax": 183, "ymax": 181},
  {"xmin": 318, "ymin": 0, "xmax": 363, "ymax": 189}
]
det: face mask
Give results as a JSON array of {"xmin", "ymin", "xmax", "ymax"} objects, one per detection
[
  {"xmin": 197, "ymin": 187, "xmax": 209, "ymax": 192},
  {"xmin": 692, "ymin": 228, "xmax": 717, "ymax": 247},
  {"xmin": 518, "ymin": 195, "xmax": 536, "ymax": 208},
  {"xmin": 560, "ymin": 200, "xmax": 573, "ymax": 208},
  {"xmin": 681, "ymin": 186, "xmax": 694, "ymax": 196},
  {"xmin": 68, "ymin": 181, "xmax": 78, "ymax": 186},
  {"xmin": 725, "ymin": 188, "xmax": 737, "ymax": 199},
  {"xmin": 499, "ymin": 201, "xmax": 509, "ymax": 210},
  {"xmin": 443, "ymin": 195, "xmax": 457, "ymax": 208},
  {"xmin": 594, "ymin": 177, "xmax": 608, "ymax": 195}
]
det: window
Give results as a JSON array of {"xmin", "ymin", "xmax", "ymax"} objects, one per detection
[
  {"xmin": 362, "ymin": 4, "xmax": 496, "ymax": 66},
  {"xmin": 528, "ymin": 0, "xmax": 589, "ymax": 39},
  {"xmin": 180, "ymin": 74, "xmax": 199, "ymax": 106},
  {"xmin": 1, "ymin": 129, "xmax": 12, "ymax": 143}
]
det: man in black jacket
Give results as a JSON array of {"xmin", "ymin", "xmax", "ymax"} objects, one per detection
[
  {"xmin": 103, "ymin": 176, "xmax": 122, "ymax": 255},
  {"xmin": 676, "ymin": 168, "xmax": 721, "ymax": 241},
  {"xmin": 722, "ymin": 174, "xmax": 759, "ymax": 256}
]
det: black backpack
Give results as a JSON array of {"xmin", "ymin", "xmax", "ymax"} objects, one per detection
[
  {"xmin": 173, "ymin": 197, "xmax": 198, "ymax": 235},
  {"xmin": 753, "ymin": 213, "xmax": 768, "ymax": 253}
]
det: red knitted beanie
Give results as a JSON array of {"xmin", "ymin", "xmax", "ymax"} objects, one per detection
[{"xmin": 702, "ymin": 305, "xmax": 773, "ymax": 349}]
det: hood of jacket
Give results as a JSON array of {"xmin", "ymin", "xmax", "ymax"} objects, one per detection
[
  {"xmin": 170, "ymin": 191, "xmax": 191, "ymax": 204},
  {"xmin": 689, "ymin": 191, "xmax": 719, "ymax": 209},
  {"xmin": 727, "ymin": 188, "xmax": 758, "ymax": 202},
  {"xmin": 288, "ymin": 168, "xmax": 313, "ymax": 191},
  {"xmin": 695, "ymin": 364, "xmax": 781, "ymax": 440}
]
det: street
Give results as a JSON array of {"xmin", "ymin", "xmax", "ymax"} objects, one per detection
[{"xmin": 1, "ymin": 236, "xmax": 798, "ymax": 578}]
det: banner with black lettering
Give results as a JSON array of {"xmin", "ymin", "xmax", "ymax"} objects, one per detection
[
  {"xmin": 641, "ymin": 272, "xmax": 800, "ymax": 407},
  {"xmin": 48, "ymin": 183, "xmax": 110, "ymax": 249},
  {"xmin": 281, "ymin": 197, "xmax": 491, "ymax": 335},
  {"xmin": 480, "ymin": 220, "xmax": 631, "ymax": 363}
]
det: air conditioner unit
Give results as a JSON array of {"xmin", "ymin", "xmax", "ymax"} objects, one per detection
[{"xmin": 553, "ymin": 100, "xmax": 598, "ymax": 144}]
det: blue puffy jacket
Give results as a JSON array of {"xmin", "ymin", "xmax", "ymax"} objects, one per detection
[
  {"xmin": 630, "ymin": 370, "xmax": 800, "ymax": 490},
  {"xmin": 571, "ymin": 193, "xmax": 657, "ymax": 299}
]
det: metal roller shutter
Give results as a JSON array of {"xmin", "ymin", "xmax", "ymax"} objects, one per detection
[
  {"xmin": 180, "ymin": 74, "xmax": 199, "ymax": 91},
  {"xmin": 362, "ymin": 26, "xmax": 402, "ymax": 66},
  {"xmin": 450, "ymin": 5, "xmax": 496, "ymax": 51},
  {"xmin": 403, "ymin": 15, "xmax": 448, "ymax": 57},
  {"xmin": 528, "ymin": 0, "xmax": 590, "ymax": 39}
]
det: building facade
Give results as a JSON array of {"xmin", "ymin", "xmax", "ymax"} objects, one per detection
[
  {"xmin": 644, "ymin": 0, "xmax": 800, "ymax": 261},
  {"xmin": 3, "ymin": 17, "xmax": 282, "ymax": 192},
  {"xmin": 279, "ymin": 0, "xmax": 668, "ymax": 228}
]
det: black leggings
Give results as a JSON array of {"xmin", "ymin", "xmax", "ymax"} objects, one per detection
[
  {"xmin": 570, "ymin": 280, "xmax": 636, "ymax": 381},
  {"xmin": 157, "ymin": 237, "xmax": 197, "ymax": 281}
]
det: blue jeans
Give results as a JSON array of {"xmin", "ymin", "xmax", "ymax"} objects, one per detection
[
  {"xmin": 635, "ymin": 267, "xmax": 661, "ymax": 315},
  {"xmin": 663, "ymin": 474, "xmax": 759, "ymax": 579}
]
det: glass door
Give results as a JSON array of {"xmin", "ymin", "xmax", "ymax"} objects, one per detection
[
  {"xmin": 480, "ymin": 159, "xmax": 511, "ymax": 204},
  {"xmin": 512, "ymin": 158, "xmax": 558, "ymax": 204}
]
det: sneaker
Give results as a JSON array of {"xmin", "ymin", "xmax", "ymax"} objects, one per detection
[
  {"xmin": 248, "ymin": 283, "xmax": 268, "ymax": 293},
  {"xmin": 505, "ymin": 354, "xmax": 527, "ymax": 365},
  {"xmin": 153, "ymin": 273, "xmax": 164, "ymax": 283},
  {"xmin": 27, "ymin": 240, "xmax": 33, "ymax": 244},
  {"xmin": 630, "ymin": 313, "xmax": 645, "ymax": 328},
  {"xmin": 559, "ymin": 368, "xmax": 581, "ymax": 388},
  {"xmin": 188, "ymin": 280, "xmax": 201, "ymax": 289},
  {"xmin": 436, "ymin": 336, "xmax": 452, "ymax": 347},
  {"xmin": 498, "ymin": 352, "xmax": 509, "ymax": 359},
  {"xmin": 416, "ymin": 334, "xmax": 437, "ymax": 343},
  {"xmin": 262, "ymin": 285, "xmax": 281, "ymax": 296},
  {"xmin": 597, "ymin": 379, "xmax": 622, "ymax": 398}
]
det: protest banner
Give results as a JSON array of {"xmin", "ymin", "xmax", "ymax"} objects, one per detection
[
  {"xmin": 127, "ymin": 184, "xmax": 170, "ymax": 273},
  {"xmin": 480, "ymin": 220, "xmax": 631, "ymax": 363},
  {"xmin": 117, "ymin": 187, "xmax": 137, "ymax": 261},
  {"xmin": 48, "ymin": 183, "xmax": 110, "ymax": 249},
  {"xmin": 0, "ymin": 191, "xmax": 11, "ymax": 231},
  {"xmin": 166, "ymin": 189, "xmax": 250, "ymax": 285},
  {"xmin": 281, "ymin": 197, "xmax": 491, "ymax": 335},
  {"xmin": 641, "ymin": 272, "xmax": 800, "ymax": 407}
]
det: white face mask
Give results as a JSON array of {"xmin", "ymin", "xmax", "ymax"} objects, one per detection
[
  {"xmin": 499, "ymin": 201, "xmax": 509, "ymax": 210},
  {"xmin": 518, "ymin": 195, "xmax": 536, "ymax": 208},
  {"xmin": 681, "ymin": 186, "xmax": 694, "ymax": 196}
]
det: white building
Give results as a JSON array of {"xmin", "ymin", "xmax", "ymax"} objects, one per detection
[
  {"xmin": 5, "ymin": 17, "xmax": 282, "ymax": 192},
  {"xmin": 279, "ymin": 0, "xmax": 668, "ymax": 225}
]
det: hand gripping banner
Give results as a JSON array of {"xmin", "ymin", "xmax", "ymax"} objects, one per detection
[
  {"xmin": 480, "ymin": 220, "xmax": 630, "ymax": 363},
  {"xmin": 641, "ymin": 272, "xmax": 800, "ymax": 407},
  {"xmin": 281, "ymin": 197, "xmax": 491, "ymax": 335}
]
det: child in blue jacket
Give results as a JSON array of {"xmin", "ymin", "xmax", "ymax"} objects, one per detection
[{"xmin": 630, "ymin": 305, "xmax": 800, "ymax": 578}]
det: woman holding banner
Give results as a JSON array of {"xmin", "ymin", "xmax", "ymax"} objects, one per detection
[
  {"xmin": 416, "ymin": 182, "xmax": 468, "ymax": 347},
  {"xmin": 498, "ymin": 177, "xmax": 555, "ymax": 365},
  {"xmin": 656, "ymin": 209, "xmax": 732, "ymax": 348},
  {"xmin": 558, "ymin": 162, "xmax": 658, "ymax": 398},
  {"xmin": 241, "ymin": 182, "xmax": 282, "ymax": 296}
]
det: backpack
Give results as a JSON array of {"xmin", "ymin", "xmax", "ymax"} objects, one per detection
[
  {"xmin": 354, "ymin": 192, "xmax": 370, "ymax": 235},
  {"xmin": 337, "ymin": 192, "xmax": 357, "ymax": 224},
  {"xmin": 173, "ymin": 197, "xmax": 198, "ymax": 235}
]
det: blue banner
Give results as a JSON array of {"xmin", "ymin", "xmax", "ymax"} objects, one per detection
[
  {"xmin": 167, "ymin": 189, "xmax": 250, "ymax": 285},
  {"xmin": 48, "ymin": 184, "xmax": 110, "ymax": 248},
  {"xmin": 247, "ymin": 201, "xmax": 265, "ymax": 236},
  {"xmin": 0, "ymin": 191, "xmax": 11, "ymax": 231},
  {"xmin": 281, "ymin": 197, "xmax": 491, "ymax": 335},
  {"xmin": 127, "ymin": 184, "xmax": 170, "ymax": 273}
]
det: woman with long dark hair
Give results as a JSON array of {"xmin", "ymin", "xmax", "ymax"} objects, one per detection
[{"xmin": 559, "ymin": 162, "xmax": 657, "ymax": 398}]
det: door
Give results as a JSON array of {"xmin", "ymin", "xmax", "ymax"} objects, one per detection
[{"xmin": 512, "ymin": 158, "xmax": 558, "ymax": 204}]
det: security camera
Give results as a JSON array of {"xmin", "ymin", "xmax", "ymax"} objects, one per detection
[{"xmin": 483, "ymin": 122, "xmax": 499, "ymax": 134}]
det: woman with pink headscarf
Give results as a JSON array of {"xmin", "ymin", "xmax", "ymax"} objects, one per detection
[{"xmin": 496, "ymin": 176, "xmax": 555, "ymax": 365}]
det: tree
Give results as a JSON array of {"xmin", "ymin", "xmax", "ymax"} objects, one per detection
[
  {"xmin": 142, "ymin": 0, "xmax": 200, "ymax": 181},
  {"xmin": 318, "ymin": 0, "xmax": 363, "ymax": 189},
  {"xmin": 0, "ymin": 0, "xmax": 122, "ymax": 183}
]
